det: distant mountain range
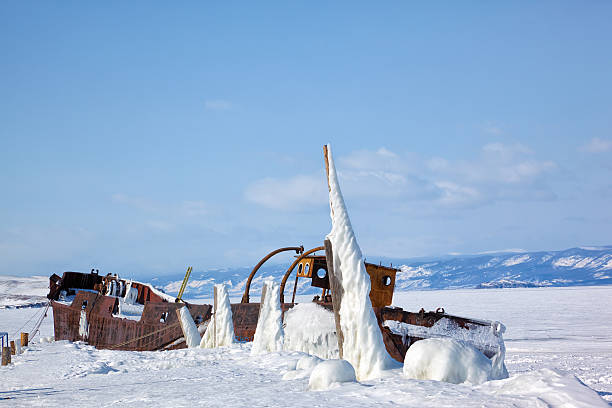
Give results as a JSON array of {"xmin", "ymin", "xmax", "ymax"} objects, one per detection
[
  {"xmin": 151, "ymin": 246, "xmax": 612, "ymax": 300},
  {"xmin": 1, "ymin": 246, "xmax": 611, "ymax": 308}
]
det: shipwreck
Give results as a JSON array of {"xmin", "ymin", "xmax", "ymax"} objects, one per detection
[{"xmin": 47, "ymin": 146, "xmax": 507, "ymax": 368}]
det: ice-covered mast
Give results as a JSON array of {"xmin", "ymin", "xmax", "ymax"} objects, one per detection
[{"xmin": 323, "ymin": 144, "xmax": 395, "ymax": 380}]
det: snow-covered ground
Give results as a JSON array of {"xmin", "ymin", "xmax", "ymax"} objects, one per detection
[
  {"xmin": 1, "ymin": 286, "xmax": 610, "ymax": 406},
  {"xmin": 0, "ymin": 275, "xmax": 48, "ymax": 308}
]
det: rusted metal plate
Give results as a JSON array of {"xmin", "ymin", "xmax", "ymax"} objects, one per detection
[
  {"xmin": 309, "ymin": 257, "xmax": 330, "ymax": 289},
  {"xmin": 365, "ymin": 263, "xmax": 396, "ymax": 308},
  {"xmin": 374, "ymin": 307, "xmax": 498, "ymax": 362},
  {"xmin": 52, "ymin": 292, "xmax": 211, "ymax": 351}
]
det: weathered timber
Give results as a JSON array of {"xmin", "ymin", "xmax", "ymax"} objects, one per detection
[{"xmin": 324, "ymin": 239, "xmax": 344, "ymax": 359}]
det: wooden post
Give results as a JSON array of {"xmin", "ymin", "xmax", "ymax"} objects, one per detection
[
  {"xmin": 1, "ymin": 347, "xmax": 10, "ymax": 366},
  {"xmin": 324, "ymin": 239, "xmax": 344, "ymax": 359},
  {"xmin": 255, "ymin": 283, "xmax": 269, "ymax": 340},
  {"xmin": 10, "ymin": 341, "xmax": 15, "ymax": 355},
  {"xmin": 21, "ymin": 332, "xmax": 28, "ymax": 347},
  {"xmin": 213, "ymin": 286, "xmax": 218, "ymax": 348}
]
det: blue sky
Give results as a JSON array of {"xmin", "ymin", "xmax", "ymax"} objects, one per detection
[{"xmin": 1, "ymin": 2, "xmax": 611, "ymax": 277}]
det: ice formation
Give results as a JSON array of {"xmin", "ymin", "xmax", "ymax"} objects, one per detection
[
  {"xmin": 325, "ymin": 144, "xmax": 395, "ymax": 380},
  {"xmin": 115, "ymin": 282, "xmax": 144, "ymax": 320},
  {"xmin": 403, "ymin": 337, "xmax": 495, "ymax": 385},
  {"xmin": 178, "ymin": 306, "xmax": 201, "ymax": 348},
  {"xmin": 283, "ymin": 303, "xmax": 338, "ymax": 359},
  {"xmin": 201, "ymin": 284, "xmax": 235, "ymax": 348},
  {"xmin": 384, "ymin": 317, "xmax": 508, "ymax": 379},
  {"xmin": 251, "ymin": 280, "xmax": 283, "ymax": 354},
  {"xmin": 78, "ymin": 310, "xmax": 89, "ymax": 339},
  {"xmin": 308, "ymin": 359, "xmax": 357, "ymax": 391}
]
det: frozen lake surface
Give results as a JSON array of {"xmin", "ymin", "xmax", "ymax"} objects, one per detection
[{"xmin": 1, "ymin": 285, "xmax": 610, "ymax": 406}]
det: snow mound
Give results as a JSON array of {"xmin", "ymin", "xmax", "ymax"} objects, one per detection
[
  {"xmin": 282, "ymin": 355, "xmax": 323, "ymax": 380},
  {"xmin": 283, "ymin": 303, "xmax": 338, "ymax": 359},
  {"xmin": 201, "ymin": 284, "xmax": 235, "ymax": 348},
  {"xmin": 325, "ymin": 144, "xmax": 394, "ymax": 380},
  {"xmin": 384, "ymin": 317, "xmax": 508, "ymax": 379},
  {"xmin": 403, "ymin": 338, "xmax": 493, "ymax": 385},
  {"xmin": 251, "ymin": 280, "xmax": 283, "ymax": 354},
  {"xmin": 297, "ymin": 355, "xmax": 323, "ymax": 370},
  {"xmin": 479, "ymin": 368, "xmax": 609, "ymax": 407},
  {"xmin": 308, "ymin": 359, "xmax": 357, "ymax": 391},
  {"xmin": 178, "ymin": 306, "xmax": 201, "ymax": 348}
]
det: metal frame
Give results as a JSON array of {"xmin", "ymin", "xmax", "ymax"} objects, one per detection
[
  {"xmin": 279, "ymin": 246, "xmax": 325, "ymax": 304},
  {"xmin": 240, "ymin": 246, "xmax": 303, "ymax": 303}
]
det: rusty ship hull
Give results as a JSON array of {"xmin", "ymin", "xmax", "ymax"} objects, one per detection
[{"xmin": 48, "ymin": 257, "xmax": 503, "ymax": 362}]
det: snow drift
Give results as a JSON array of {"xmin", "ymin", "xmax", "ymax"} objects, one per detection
[{"xmin": 324, "ymin": 144, "xmax": 395, "ymax": 380}]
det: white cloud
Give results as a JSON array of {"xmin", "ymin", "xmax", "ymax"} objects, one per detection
[
  {"xmin": 111, "ymin": 193, "xmax": 158, "ymax": 212},
  {"xmin": 112, "ymin": 194, "xmax": 209, "ymax": 217},
  {"xmin": 245, "ymin": 143, "xmax": 558, "ymax": 212},
  {"xmin": 181, "ymin": 200, "xmax": 207, "ymax": 217},
  {"xmin": 581, "ymin": 137, "xmax": 612, "ymax": 153},
  {"xmin": 482, "ymin": 122, "xmax": 503, "ymax": 135},
  {"xmin": 204, "ymin": 99, "xmax": 232, "ymax": 111},
  {"xmin": 244, "ymin": 174, "xmax": 327, "ymax": 211},
  {"xmin": 434, "ymin": 181, "xmax": 483, "ymax": 208},
  {"xmin": 146, "ymin": 220, "xmax": 175, "ymax": 232}
]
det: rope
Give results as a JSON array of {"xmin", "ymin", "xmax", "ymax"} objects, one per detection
[
  {"xmin": 11, "ymin": 304, "xmax": 47, "ymax": 338},
  {"xmin": 29, "ymin": 301, "xmax": 51, "ymax": 341},
  {"xmin": 108, "ymin": 321, "xmax": 182, "ymax": 350}
]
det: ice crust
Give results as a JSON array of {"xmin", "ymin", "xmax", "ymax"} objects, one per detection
[
  {"xmin": 283, "ymin": 302, "xmax": 338, "ymax": 359},
  {"xmin": 251, "ymin": 280, "xmax": 284, "ymax": 354},
  {"xmin": 201, "ymin": 284, "xmax": 235, "ymax": 348},
  {"xmin": 403, "ymin": 337, "xmax": 497, "ymax": 384},
  {"xmin": 178, "ymin": 306, "xmax": 201, "ymax": 348},
  {"xmin": 308, "ymin": 359, "xmax": 357, "ymax": 390},
  {"xmin": 325, "ymin": 144, "xmax": 395, "ymax": 380}
]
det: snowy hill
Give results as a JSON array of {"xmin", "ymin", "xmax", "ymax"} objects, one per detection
[
  {"xmin": 0, "ymin": 275, "xmax": 49, "ymax": 308},
  {"xmin": 2, "ymin": 246, "xmax": 610, "ymax": 305},
  {"xmin": 150, "ymin": 246, "xmax": 612, "ymax": 300},
  {"xmin": 393, "ymin": 246, "xmax": 612, "ymax": 290}
]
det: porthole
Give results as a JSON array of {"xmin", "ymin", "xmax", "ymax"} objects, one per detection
[
  {"xmin": 316, "ymin": 268, "xmax": 327, "ymax": 279},
  {"xmin": 382, "ymin": 275, "xmax": 392, "ymax": 286},
  {"xmin": 298, "ymin": 263, "xmax": 303, "ymax": 276},
  {"xmin": 304, "ymin": 263, "xmax": 310, "ymax": 276}
]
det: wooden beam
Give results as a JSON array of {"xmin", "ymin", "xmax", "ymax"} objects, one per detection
[{"xmin": 324, "ymin": 239, "xmax": 344, "ymax": 359}]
